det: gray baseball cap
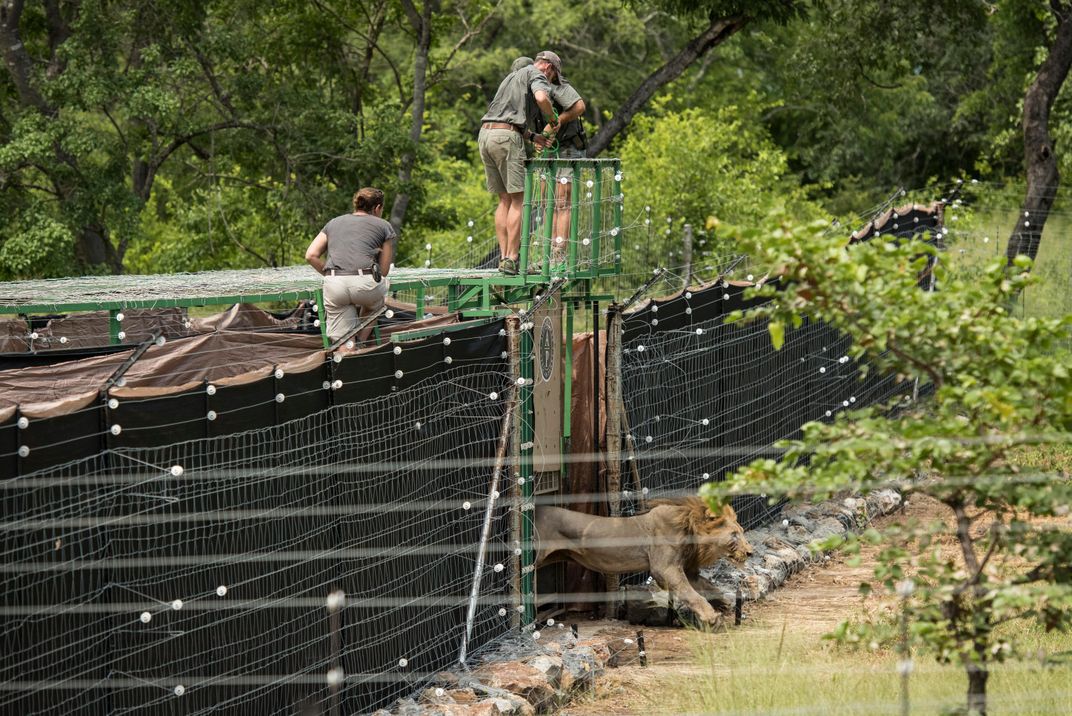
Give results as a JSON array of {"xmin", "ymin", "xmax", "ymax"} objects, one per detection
[{"xmin": 535, "ymin": 50, "xmax": 564, "ymax": 80}]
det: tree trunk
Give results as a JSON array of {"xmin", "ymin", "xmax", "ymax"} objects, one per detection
[
  {"xmin": 585, "ymin": 13, "xmax": 749, "ymax": 157},
  {"xmin": 966, "ymin": 661, "xmax": 988, "ymax": 715},
  {"xmin": 353, "ymin": 1, "xmax": 388, "ymax": 125},
  {"xmin": 75, "ymin": 224, "xmax": 122, "ymax": 274},
  {"xmin": 1005, "ymin": 4, "xmax": 1072, "ymax": 267},
  {"xmin": 389, "ymin": 0, "xmax": 438, "ymax": 233}
]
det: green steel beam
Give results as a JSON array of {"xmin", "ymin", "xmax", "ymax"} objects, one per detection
[
  {"xmin": 109, "ymin": 309, "xmax": 121, "ymax": 345},
  {"xmin": 315, "ymin": 290, "xmax": 329, "ymax": 348},
  {"xmin": 541, "ymin": 162, "xmax": 555, "ymax": 281},
  {"xmin": 519, "ymin": 168, "xmax": 533, "ymax": 272},
  {"xmin": 591, "ymin": 164, "xmax": 603, "ymax": 280},
  {"xmin": 613, "ymin": 159, "xmax": 623, "ymax": 274},
  {"xmin": 519, "ymin": 325, "xmax": 536, "ymax": 626},
  {"xmin": 569, "ymin": 161, "xmax": 580, "ymax": 276}
]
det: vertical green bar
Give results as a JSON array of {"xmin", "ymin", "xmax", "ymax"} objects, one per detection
[
  {"xmin": 315, "ymin": 290, "xmax": 329, "ymax": 348},
  {"xmin": 612, "ymin": 159, "xmax": 623, "ymax": 275},
  {"xmin": 542, "ymin": 161, "xmax": 555, "ymax": 281},
  {"xmin": 519, "ymin": 166, "xmax": 534, "ymax": 276},
  {"xmin": 519, "ymin": 325, "xmax": 536, "ymax": 626},
  {"xmin": 563, "ymin": 301, "xmax": 573, "ymax": 440},
  {"xmin": 416, "ymin": 285, "xmax": 426, "ymax": 318},
  {"xmin": 109, "ymin": 309, "xmax": 121, "ymax": 345},
  {"xmin": 568, "ymin": 162, "xmax": 580, "ymax": 275},
  {"xmin": 591, "ymin": 163, "xmax": 603, "ymax": 280}
]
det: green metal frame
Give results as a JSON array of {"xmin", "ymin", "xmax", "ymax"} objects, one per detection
[{"xmin": 519, "ymin": 327, "xmax": 536, "ymax": 626}]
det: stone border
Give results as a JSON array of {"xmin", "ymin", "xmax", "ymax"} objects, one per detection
[{"xmin": 374, "ymin": 489, "xmax": 902, "ymax": 715}]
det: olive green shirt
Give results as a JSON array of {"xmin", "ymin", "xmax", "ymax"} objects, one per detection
[{"xmin": 482, "ymin": 65, "xmax": 554, "ymax": 126}]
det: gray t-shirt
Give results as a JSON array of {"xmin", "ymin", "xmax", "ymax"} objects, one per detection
[
  {"xmin": 321, "ymin": 213, "xmax": 397, "ymax": 271},
  {"xmin": 551, "ymin": 79, "xmax": 584, "ymax": 143},
  {"xmin": 482, "ymin": 65, "xmax": 553, "ymax": 126}
]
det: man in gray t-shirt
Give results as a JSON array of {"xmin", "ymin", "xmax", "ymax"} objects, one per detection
[
  {"xmin": 478, "ymin": 51, "xmax": 563, "ymax": 275},
  {"xmin": 305, "ymin": 187, "xmax": 397, "ymax": 344}
]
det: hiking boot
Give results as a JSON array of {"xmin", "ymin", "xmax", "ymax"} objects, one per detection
[{"xmin": 501, "ymin": 258, "xmax": 518, "ymax": 275}]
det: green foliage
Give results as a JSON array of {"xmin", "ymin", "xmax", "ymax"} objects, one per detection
[
  {"xmin": 616, "ymin": 101, "xmax": 825, "ymax": 278},
  {"xmin": 0, "ymin": 204, "xmax": 77, "ymax": 280},
  {"xmin": 619, "ymin": 103, "xmax": 791, "ymax": 228},
  {"xmin": 0, "ymin": 0, "xmax": 1066, "ymax": 279},
  {"xmin": 700, "ymin": 220, "xmax": 1072, "ymax": 711}
]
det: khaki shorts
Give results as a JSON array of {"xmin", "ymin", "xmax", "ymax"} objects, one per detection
[
  {"xmin": 555, "ymin": 147, "xmax": 586, "ymax": 181},
  {"xmin": 322, "ymin": 274, "xmax": 388, "ymax": 340},
  {"xmin": 479, "ymin": 128, "xmax": 525, "ymax": 194}
]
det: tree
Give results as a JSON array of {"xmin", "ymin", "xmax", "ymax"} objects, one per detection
[
  {"xmin": 1005, "ymin": 1, "xmax": 1072, "ymax": 267},
  {"xmin": 701, "ymin": 221, "xmax": 1072, "ymax": 715},
  {"xmin": 0, "ymin": 0, "xmax": 263, "ymax": 274},
  {"xmin": 616, "ymin": 101, "xmax": 823, "ymax": 277},
  {"xmin": 386, "ymin": 0, "xmax": 501, "ymax": 231},
  {"xmin": 586, "ymin": 0, "xmax": 807, "ymax": 156}
]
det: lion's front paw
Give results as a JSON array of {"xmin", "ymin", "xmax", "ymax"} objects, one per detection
[{"xmin": 674, "ymin": 602, "xmax": 725, "ymax": 631}]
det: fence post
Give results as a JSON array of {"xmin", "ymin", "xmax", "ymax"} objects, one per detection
[
  {"xmin": 508, "ymin": 317, "xmax": 523, "ymax": 629},
  {"xmin": 515, "ymin": 316, "xmax": 537, "ymax": 627},
  {"xmin": 604, "ymin": 305, "xmax": 623, "ymax": 618},
  {"xmin": 459, "ymin": 365, "xmax": 516, "ymax": 666},
  {"xmin": 683, "ymin": 223, "xmax": 693, "ymax": 289}
]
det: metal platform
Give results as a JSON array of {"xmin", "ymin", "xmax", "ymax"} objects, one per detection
[{"xmin": 0, "ymin": 158, "xmax": 623, "ymax": 353}]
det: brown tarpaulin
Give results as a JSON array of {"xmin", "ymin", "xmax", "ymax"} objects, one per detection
[
  {"xmin": 0, "ymin": 332, "xmax": 325, "ymax": 418},
  {"xmin": 0, "ymin": 319, "xmax": 29, "ymax": 353},
  {"xmin": 41, "ymin": 308, "xmax": 191, "ymax": 349},
  {"xmin": 564, "ymin": 330, "xmax": 607, "ymax": 600},
  {"xmin": 0, "ymin": 312, "xmax": 464, "ymax": 419},
  {"xmin": 188, "ymin": 303, "xmax": 304, "ymax": 333}
]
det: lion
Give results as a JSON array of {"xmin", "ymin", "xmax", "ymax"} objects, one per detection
[{"xmin": 534, "ymin": 497, "xmax": 753, "ymax": 628}]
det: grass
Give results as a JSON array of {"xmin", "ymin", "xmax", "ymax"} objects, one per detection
[
  {"xmin": 638, "ymin": 620, "xmax": 1072, "ymax": 715},
  {"xmin": 943, "ymin": 182, "xmax": 1072, "ymax": 321}
]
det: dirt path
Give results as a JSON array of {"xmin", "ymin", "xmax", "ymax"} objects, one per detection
[{"xmin": 557, "ymin": 498, "xmax": 942, "ymax": 715}]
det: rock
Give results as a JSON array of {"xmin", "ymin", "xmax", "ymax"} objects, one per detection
[
  {"xmin": 604, "ymin": 637, "xmax": 637, "ymax": 668},
  {"xmin": 474, "ymin": 662, "xmax": 555, "ymax": 711},
  {"xmin": 433, "ymin": 704, "xmax": 499, "ymax": 716},
  {"xmin": 783, "ymin": 524, "xmax": 812, "ymax": 545},
  {"xmin": 432, "ymin": 672, "xmax": 462, "ymax": 688},
  {"xmin": 573, "ymin": 638, "xmax": 611, "ymax": 667},
  {"xmin": 622, "ymin": 585, "xmax": 672, "ymax": 626},
  {"xmin": 748, "ymin": 527, "xmax": 771, "ymax": 545},
  {"xmin": 561, "ymin": 646, "xmax": 600, "ymax": 693},
  {"xmin": 787, "ymin": 513, "xmax": 815, "ymax": 531},
  {"xmin": 525, "ymin": 655, "xmax": 563, "ymax": 690},
  {"xmin": 869, "ymin": 489, "xmax": 901, "ymax": 514},
  {"xmin": 742, "ymin": 572, "xmax": 770, "ymax": 600},
  {"xmin": 810, "ymin": 516, "xmax": 847, "ymax": 542},
  {"xmin": 481, "ymin": 695, "xmax": 536, "ymax": 715},
  {"xmin": 760, "ymin": 554, "xmax": 789, "ymax": 586}
]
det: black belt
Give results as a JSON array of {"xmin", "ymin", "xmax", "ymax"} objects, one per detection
[{"xmin": 326, "ymin": 268, "xmax": 374, "ymax": 276}]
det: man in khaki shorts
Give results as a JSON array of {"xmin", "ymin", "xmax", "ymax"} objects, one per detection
[
  {"xmin": 305, "ymin": 187, "xmax": 397, "ymax": 344},
  {"xmin": 478, "ymin": 51, "xmax": 562, "ymax": 274},
  {"xmin": 511, "ymin": 56, "xmax": 587, "ymax": 265}
]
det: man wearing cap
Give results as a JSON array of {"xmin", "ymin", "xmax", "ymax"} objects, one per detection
[
  {"xmin": 510, "ymin": 55, "xmax": 587, "ymax": 266},
  {"xmin": 478, "ymin": 51, "xmax": 563, "ymax": 275}
]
